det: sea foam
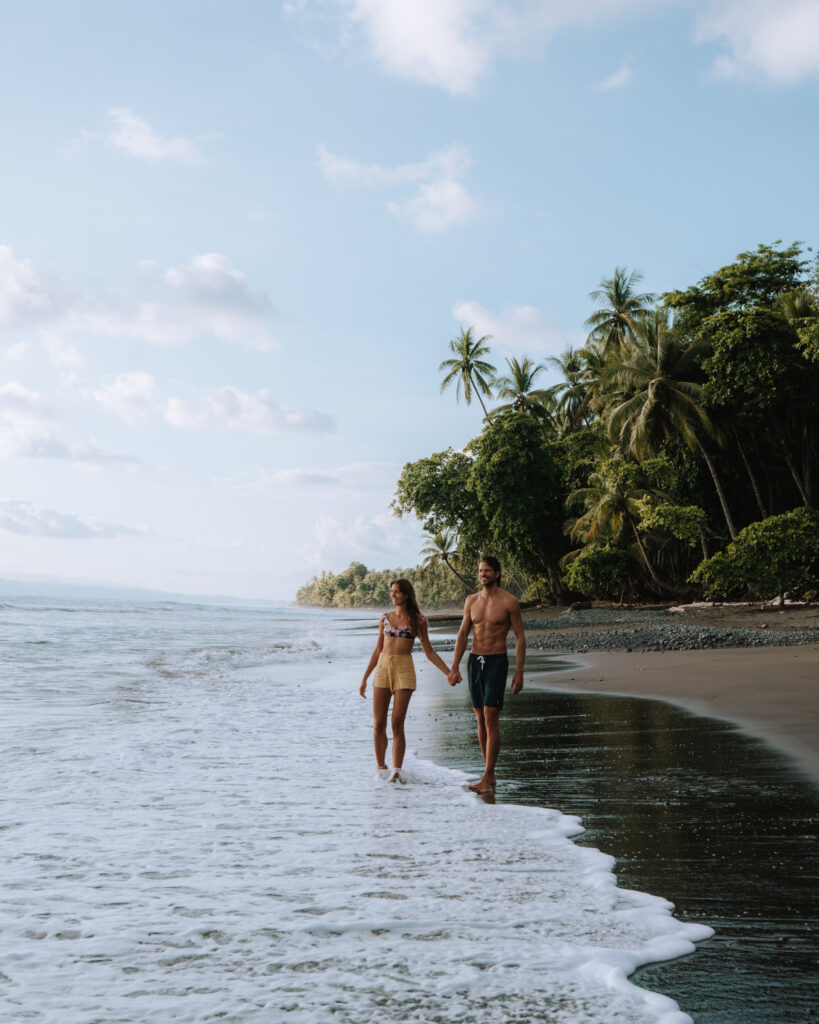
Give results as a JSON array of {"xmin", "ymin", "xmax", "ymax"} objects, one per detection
[{"xmin": 0, "ymin": 600, "xmax": 711, "ymax": 1023}]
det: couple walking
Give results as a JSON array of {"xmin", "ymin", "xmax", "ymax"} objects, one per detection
[{"xmin": 359, "ymin": 557, "xmax": 526, "ymax": 793}]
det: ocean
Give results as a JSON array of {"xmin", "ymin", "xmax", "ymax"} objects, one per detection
[{"xmin": 1, "ymin": 598, "xmax": 712, "ymax": 1024}]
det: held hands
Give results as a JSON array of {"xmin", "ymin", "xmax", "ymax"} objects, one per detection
[{"xmin": 447, "ymin": 666, "xmax": 462, "ymax": 687}]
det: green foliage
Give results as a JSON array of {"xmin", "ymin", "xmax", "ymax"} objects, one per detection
[
  {"xmin": 469, "ymin": 412, "xmax": 565, "ymax": 579},
  {"xmin": 306, "ymin": 240, "xmax": 818, "ymax": 605},
  {"xmin": 391, "ymin": 449, "xmax": 481, "ymax": 537},
  {"xmin": 701, "ymin": 307, "xmax": 803, "ymax": 416},
  {"xmin": 563, "ymin": 546, "xmax": 631, "ymax": 600},
  {"xmin": 296, "ymin": 561, "xmax": 468, "ymax": 609},
  {"xmin": 439, "ymin": 326, "xmax": 496, "ymax": 417},
  {"xmin": 635, "ymin": 496, "xmax": 706, "ymax": 546},
  {"xmin": 664, "ymin": 242, "xmax": 807, "ymax": 325},
  {"xmin": 689, "ymin": 509, "xmax": 819, "ymax": 600}
]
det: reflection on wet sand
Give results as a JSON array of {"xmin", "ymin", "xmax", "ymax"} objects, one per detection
[{"xmin": 415, "ymin": 686, "xmax": 819, "ymax": 1024}]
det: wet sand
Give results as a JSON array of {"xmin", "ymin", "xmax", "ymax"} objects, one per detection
[
  {"xmin": 411, "ymin": 645, "xmax": 819, "ymax": 1024},
  {"xmin": 530, "ymin": 646, "xmax": 819, "ymax": 783}
]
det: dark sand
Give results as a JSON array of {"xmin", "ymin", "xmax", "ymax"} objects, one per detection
[{"xmin": 412, "ymin": 649, "xmax": 819, "ymax": 1024}]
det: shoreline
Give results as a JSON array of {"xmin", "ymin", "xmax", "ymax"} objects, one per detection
[{"xmin": 527, "ymin": 645, "xmax": 819, "ymax": 785}]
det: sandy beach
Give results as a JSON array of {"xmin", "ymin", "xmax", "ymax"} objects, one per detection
[
  {"xmin": 531, "ymin": 646, "xmax": 819, "ymax": 783},
  {"xmin": 420, "ymin": 604, "xmax": 819, "ymax": 1023},
  {"xmin": 431, "ymin": 602, "xmax": 819, "ymax": 782}
]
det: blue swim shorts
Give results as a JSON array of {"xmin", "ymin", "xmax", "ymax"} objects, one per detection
[{"xmin": 467, "ymin": 652, "xmax": 508, "ymax": 709}]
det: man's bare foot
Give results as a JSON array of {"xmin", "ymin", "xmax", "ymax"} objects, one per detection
[{"xmin": 467, "ymin": 777, "xmax": 496, "ymax": 793}]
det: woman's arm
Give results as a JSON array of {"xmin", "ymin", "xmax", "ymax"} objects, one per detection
[
  {"xmin": 417, "ymin": 619, "xmax": 451, "ymax": 677},
  {"xmin": 360, "ymin": 620, "xmax": 384, "ymax": 697}
]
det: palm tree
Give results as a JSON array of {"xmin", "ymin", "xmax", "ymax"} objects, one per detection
[
  {"xmin": 603, "ymin": 309, "xmax": 738, "ymax": 539},
  {"xmin": 547, "ymin": 347, "xmax": 586, "ymax": 433},
  {"xmin": 490, "ymin": 356, "xmax": 560, "ymax": 422},
  {"xmin": 419, "ymin": 530, "xmax": 474, "ymax": 590},
  {"xmin": 585, "ymin": 267, "xmax": 653, "ymax": 356},
  {"xmin": 567, "ymin": 460, "xmax": 671, "ymax": 593},
  {"xmin": 439, "ymin": 327, "xmax": 496, "ymax": 417}
]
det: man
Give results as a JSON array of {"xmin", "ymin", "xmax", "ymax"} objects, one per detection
[{"xmin": 448, "ymin": 556, "xmax": 525, "ymax": 793}]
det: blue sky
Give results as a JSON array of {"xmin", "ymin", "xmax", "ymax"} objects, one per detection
[{"xmin": 1, "ymin": 0, "xmax": 817, "ymax": 599}]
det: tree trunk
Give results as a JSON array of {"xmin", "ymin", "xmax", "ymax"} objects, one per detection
[
  {"xmin": 695, "ymin": 437, "xmax": 737, "ymax": 540},
  {"xmin": 698, "ymin": 525, "xmax": 709, "ymax": 561},
  {"xmin": 732, "ymin": 425, "xmax": 767, "ymax": 518},
  {"xmin": 803, "ymin": 419, "xmax": 814, "ymax": 508},
  {"xmin": 775, "ymin": 424, "xmax": 809, "ymax": 506},
  {"xmin": 470, "ymin": 373, "xmax": 490, "ymax": 418},
  {"xmin": 442, "ymin": 557, "xmax": 475, "ymax": 592},
  {"xmin": 627, "ymin": 512, "xmax": 672, "ymax": 593}
]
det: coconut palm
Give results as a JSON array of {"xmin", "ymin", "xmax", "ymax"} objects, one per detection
[
  {"xmin": 419, "ymin": 529, "xmax": 474, "ymax": 590},
  {"xmin": 439, "ymin": 327, "xmax": 496, "ymax": 418},
  {"xmin": 585, "ymin": 267, "xmax": 653, "ymax": 356},
  {"xmin": 490, "ymin": 356, "xmax": 560, "ymax": 422},
  {"xmin": 547, "ymin": 347, "xmax": 586, "ymax": 433},
  {"xmin": 567, "ymin": 459, "xmax": 671, "ymax": 593},
  {"xmin": 603, "ymin": 309, "xmax": 738, "ymax": 539}
]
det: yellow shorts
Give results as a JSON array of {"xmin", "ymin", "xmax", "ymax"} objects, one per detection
[{"xmin": 372, "ymin": 653, "xmax": 417, "ymax": 692}]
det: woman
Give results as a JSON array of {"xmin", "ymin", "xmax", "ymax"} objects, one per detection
[{"xmin": 360, "ymin": 578, "xmax": 451, "ymax": 782}]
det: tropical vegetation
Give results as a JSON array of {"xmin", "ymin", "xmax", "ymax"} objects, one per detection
[{"xmin": 298, "ymin": 242, "xmax": 818, "ymax": 607}]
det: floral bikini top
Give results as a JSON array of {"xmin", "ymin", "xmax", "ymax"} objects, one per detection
[{"xmin": 381, "ymin": 612, "xmax": 425, "ymax": 639}]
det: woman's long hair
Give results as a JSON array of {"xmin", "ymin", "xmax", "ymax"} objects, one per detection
[{"xmin": 391, "ymin": 578, "xmax": 422, "ymax": 637}]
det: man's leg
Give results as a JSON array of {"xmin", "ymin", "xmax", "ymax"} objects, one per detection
[
  {"xmin": 468, "ymin": 706, "xmax": 499, "ymax": 792},
  {"xmin": 473, "ymin": 707, "xmax": 487, "ymax": 765}
]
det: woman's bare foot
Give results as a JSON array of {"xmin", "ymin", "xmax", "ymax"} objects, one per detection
[{"xmin": 467, "ymin": 776, "xmax": 496, "ymax": 793}]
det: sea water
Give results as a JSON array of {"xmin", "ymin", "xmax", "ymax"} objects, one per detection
[{"xmin": 0, "ymin": 599, "xmax": 711, "ymax": 1023}]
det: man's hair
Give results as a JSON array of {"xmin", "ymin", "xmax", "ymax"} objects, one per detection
[{"xmin": 480, "ymin": 555, "xmax": 501, "ymax": 582}]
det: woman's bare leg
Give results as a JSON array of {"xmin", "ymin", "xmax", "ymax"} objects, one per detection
[
  {"xmin": 372, "ymin": 687, "xmax": 391, "ymax": 768},
  {"xmin": 390, "ymin": 689, "xmax": 413, "ymax": 769}
]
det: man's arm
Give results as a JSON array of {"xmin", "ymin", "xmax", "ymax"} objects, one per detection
[
  {"xmin": 509, "ymin": 598, "xmax": 525, "ymax": 693},
  {"xmin": 448, "ymin": 598, "xmax": 473, "ymax": 686}
]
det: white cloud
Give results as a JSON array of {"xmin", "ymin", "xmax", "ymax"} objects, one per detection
[
  {"xmin": 452, "ymin": 300, "xmax": 580, "ymax": 357},
  {"xmin": 387, "ymin": 179, "xmax": 484, "ymax": 233},
  {"xmin": 0, "ymin": 245, "xmax": 76, "ymax": 333},
  {"xmin": 0, "ymin": 498, "xmax": 146, "ymax": 538},
  {"xmin": 266, "ymin": 467, "xmax": 344, "ymax": 486},
  {"xmin": 93, "ymin": 253, "xmax": 277, "ymax": 350},
  {"xmin": 0, "ymin": 246, "xmax": 277, "ymax": 353},
  {"xmin": 0, "ymin": 382, "xmax": 54, "ymax": 423},
  {"xmin": 93, "ymin": 371, "xmax": 160, "ymax": 424},
  {"xmin": 0, "ymin": 379, "xmax": 140, "ymax": 468},
  {"xmin": 595, "ymin": 61, "xmax": 633, "ymax": 90},
  {"xmin": 318, "ymin": 143, "xmax": 482, "ymax": 233},
  {"xmin": 697, "ymin": 1, "xmax": 819, "ymax": 84},
  {"xmin": 317, "ymin": 142, "xmax": 471, "ymax": 188},
  {"xmin": 211, "ymin": 460, "xmax": 398, "ymax": 496},
  {"xmin": 98, "ymin": 108, "xmax": 200, "ymax": 162},
  {"xmin": 90, "ymin": 374, "xmax": 335, "ymax": 435},
  {"xmin": 165, "ymin": 386, "xmax": 336, "ymax": 433},
  {"xmin": 289, "ymin": 0, "xmax": 653, "ymax": 94},
  {"xmin": 0, "ymin": 426, "xmax": 141, "ymax": 468},
  {"xmin": 308, "ymin": 510, "xmax": 416, "ymax": 565}
]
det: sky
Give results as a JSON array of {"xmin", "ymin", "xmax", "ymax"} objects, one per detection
[{"xmin": 1, "ymin": 0, "xmax": 818, "ymax": 600}]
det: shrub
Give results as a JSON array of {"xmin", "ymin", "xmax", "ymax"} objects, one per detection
[
  {"xmin": 689, "ymin": 508, "xmax": 819, "ymax": 601},
  {"xmin": 563, "ymin": 546, "xmax": 631, "ymax": 600}
]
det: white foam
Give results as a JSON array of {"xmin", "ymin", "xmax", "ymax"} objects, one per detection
[{"xmin": 0, "ymin": 602, "xmax": 712, "ymax": 1023}]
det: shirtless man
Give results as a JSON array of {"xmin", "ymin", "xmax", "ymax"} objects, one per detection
[{"xmin": 448, "ymin": 556, "xmax": 525, "ymax": 793}]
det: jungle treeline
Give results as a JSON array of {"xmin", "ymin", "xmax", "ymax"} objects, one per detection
[{"xmin": 298, "ymin": 243, "xmax": 818, "ymax": 608}]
